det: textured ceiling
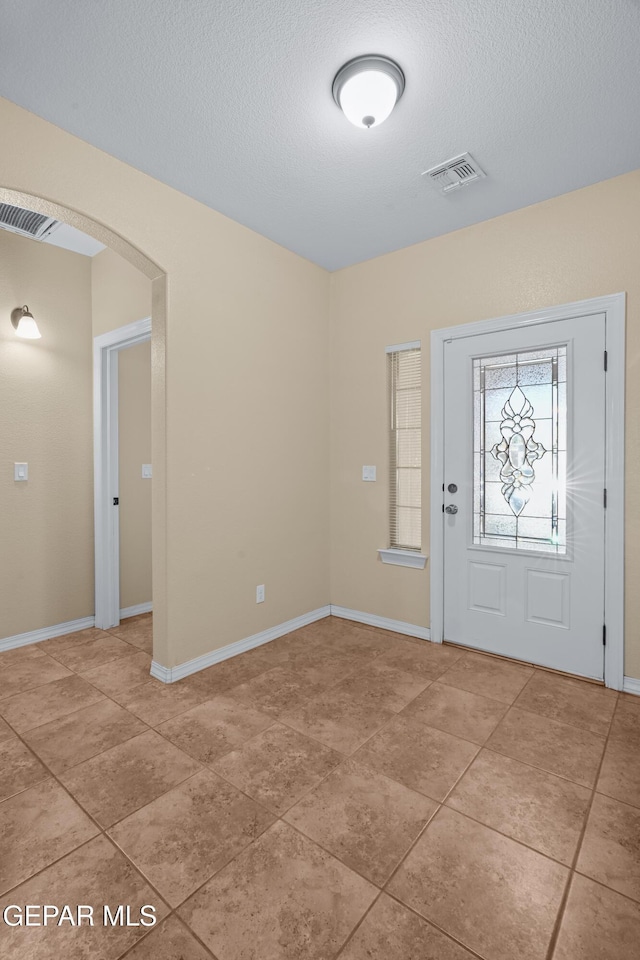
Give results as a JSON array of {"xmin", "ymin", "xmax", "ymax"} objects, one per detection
[{"xmin": 1, "ymin": 0, "xmax": 639, "ymax": 270}]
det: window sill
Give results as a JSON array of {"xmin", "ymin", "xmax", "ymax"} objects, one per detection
[{"xmin": 378, "ymin": 549, "xmax": 427, "ymax": 570}]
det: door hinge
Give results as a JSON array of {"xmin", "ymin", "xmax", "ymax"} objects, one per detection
[
  {"xmin": 603, "ymin": 624, "xmax": 607, "ymax": 646},
  {"xmin": 604, "ymin": 488, "xmax": 607, "ymax": 508},
  {"xmin": 113, "ymin": 497, "xmax": 119, "ymax": 506},
  {"xmin": 442, "ymin": 503, "xmax": 445, "ymax": 513},
  {"xmin": 604, "ymin": 350, "xmax": 608, "ymax": 371}
]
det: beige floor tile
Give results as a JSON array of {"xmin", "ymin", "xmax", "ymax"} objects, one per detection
[
  {"xmin": 577, "ymin": 793, "xmax": 640, "ymax": 901},
  {"xmin": 110, "ymin": 768, "xmax": 275, "ymax": 906},
  {"xmin": 157, "ymin": 695, "xmax": 274, "ymax": 764},
  {"xmin": 439, "ymin": 651, "xmax": 534, "ymax": 703},
  {"xmin": 0, "ymin": 834, "xmax": 168, "ymax": 960},
  {"xmin": 112, "ymin": 678, "xmax": 209, "ymax": 726},
  {"xmin": 0, "ymin": 716, "xmax": 15, "ymax": 743},
  {"xmin": 0, "ymin": 643, "xmax": 46, "ymax": 667},
  {"xmin": 448, "ymin": 749, "xmax": 591, "ymax": 864},
  {"xmin": 125, "ymin": 916, "xmax": 212, "ymax": 959},
  {"xmin": 81, "ymin": 650, "xmax": 152, "ymax": 696},
  {"xmin": 609, "ymin": 697, "xmax": 640, "ymax": 747},
  {"xmin": 553, "ymin": 873, "xmax": 640, "ymax": 960},
  {"xmin": 401, "ymin": 681, "xmax": 508, "ymax": 744},
  {"xmin": 282, "ymin": 676, "xmax": 399, "ymax": 755},
  {"xmin": 284, "ymin": 759, "xmax": 437, "ymax": 885},
  {"xmin": 355, "ymin": 715, "xmax": 478, "ymax": 801},
  {"xmin": 0, "ymin": 655, "xmax": 72, "ymax": 701},
  {"xmin": 229, "ymin": 665, "xmax": 319, "ymax": 717},
  {"xmin": 487, "ymin": 707, "xmax": 606, "ymax": 787},
  {"xmin": 213, "ymin": 721, "xmax": 342, "ymax": 815},
  {"xmin": 50, "ymin": 634, "xmax": 136, "ymax": 673},
  {"xmin": 268, "ymin": 646, "xmax": 366, "ymax": 688},
  {"xmin": 37, "ymin": 627, "xmax": 110, "ymax": 656},
  {"xmin": 0, "ymin": 779, "xmax": 99, "ymax": 894},
  {"xmin": 339, "ymin": 660, "xmax": 431, "ymax": 712},
  {"xmin": 108, "ymin": 614, "xmax": 153, "ymax": 651},
  {"xmin": 180, "ymin": 820, "xmax": 377, "ymax": 960},
  {"xmin": 0, "ymin": 675, "xmax": 106, "ymax": 733},
  {"xmin": 515, "ymin": 671, "xmax": 617, "ymax": 736},
  {"xmin": 340, "ymin": 893, "xmax": 478, "ymax": 960},
  {"xmin": 375, "ymin": 639, "xmax": 464, "ymax": 681},
  {"xmin": 23, "ymin": 698, "xmax": 147, "ymax": 774},
  {"xmin": 0, "ymin": 738, "xmax": 49, "ymax": 802},
  {"xmin": 597, "ymin": 738, "xmax": 640, "ymax": 808},
  {"xmin": 388, "ymin": 807, "xmax": 567, "ymax": 960},
  {"xmin": 60, "ymin": 729, "xmax": 201, "ymax": 827}
]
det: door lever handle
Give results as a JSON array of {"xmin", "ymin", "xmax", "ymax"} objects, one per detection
[{"xmin": 445, "ymin": 504, "xmax": 458, "ymax": 515}]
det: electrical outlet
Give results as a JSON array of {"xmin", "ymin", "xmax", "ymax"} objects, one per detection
[{"xmin": 256, "ymin": 584, "xmax": 265, "ymax": 603}]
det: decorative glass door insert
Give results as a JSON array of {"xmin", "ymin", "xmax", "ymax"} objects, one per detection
[{"xmin": 473, "ymin": 346, "xmax": 567, "ymax": 553}]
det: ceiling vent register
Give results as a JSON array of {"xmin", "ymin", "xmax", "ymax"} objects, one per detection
[
  {"xmin": 0, "ymin": 203, "xmax": 59, "ymax": 241},
  {"xmin": 422, "ymin": 153, "xmax": 486, "ymax": 194}
]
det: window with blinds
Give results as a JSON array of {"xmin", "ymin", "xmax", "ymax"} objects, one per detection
[{"xmin": 387, "ymin": 342, "xmax": 422, "ymax": 550}]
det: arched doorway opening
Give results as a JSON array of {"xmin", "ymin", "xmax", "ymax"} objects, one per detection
[{"xmin": 0, "ymin": 186, "xmax": 167, "ymax": 667}]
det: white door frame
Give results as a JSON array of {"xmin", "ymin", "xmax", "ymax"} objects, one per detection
[
  {"xmin": 430, "ymin": 293, "xmax": 626, "ymax": 689},
  {"xmin": 93, "ymin": 318, "xmax": 152, "ymax": 629}
]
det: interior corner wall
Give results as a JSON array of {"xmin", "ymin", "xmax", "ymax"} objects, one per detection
[
  {"xmin": 0, "ymin": 229, "xmax": 93, "ymax": 638},
  {"xmin": 329, "ymin": 169, "xmax": 640, "ymax": 680},
  {"xmin": 0, "ymin": 97, "xmax": 331, "ymax": 669}
]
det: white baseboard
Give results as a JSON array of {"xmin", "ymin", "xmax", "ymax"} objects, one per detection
[
  {"xmin": 151, "ymin": 605, "xmax": 331, "ymax": 683},
  {"xmin": 0, "ymin": 616, "xmax": 96, "ymax": 653},
  {"xmin": 623, "ymin": 676, "xmax": 640, "ymax": 697},
  {"xmin": 329, "ymin": 605, "xmax": 431, "ymax": 641},
  {"xmin": 120, "ymin": 602, "xmax": 153, "ymax": 620}
]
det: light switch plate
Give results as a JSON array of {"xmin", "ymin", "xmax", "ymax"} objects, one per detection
[
  {"xmin": 141, "ymin": 464, "xmax": 152, "ymax": 479},
  {"xmin": 14, "ymin": 462, "xmax": 28, "ymax": 482},
  {"xmin": 362, "ymin": 465, "xmax": 376, "ymax": 482}
]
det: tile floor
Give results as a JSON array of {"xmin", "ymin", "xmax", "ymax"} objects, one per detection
[{"xmin": 0, "ymin": 613, "xmax": 639, "ymax": 959}]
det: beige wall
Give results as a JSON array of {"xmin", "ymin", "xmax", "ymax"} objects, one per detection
[
  {"xmin": 92, "ymin": 247, "xmax": 153, "ymax": 614},
  {"xmin": 118, "ymin": 341, "xmax": 152, "ymax": 610},
  {"xmin": 92, "ymin": 246, "xmax": 152, "ymax": 337},
  {"xmin": 0, "ymin": 97, "xmax": 330, "ymax": 668},
  {"xmin": 330, "ymin": 170, "xmax": 640, "ymax": 678},
  {"xmin": 0, "ymin": 230, "xmax": 93, "ymax": 638}
]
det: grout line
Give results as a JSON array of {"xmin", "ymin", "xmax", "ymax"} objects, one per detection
[
  {"xmin": 0, "ymin": 618, "xmax": 634, "ymax": 960},
  {"xmin": 543, "ymin": 689, "xmax": 619, "ymax": 960}
]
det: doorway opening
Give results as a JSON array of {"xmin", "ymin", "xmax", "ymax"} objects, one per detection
[{"xmin": 94, "ymin": 318, "xmax": 152, "ymax": 629}]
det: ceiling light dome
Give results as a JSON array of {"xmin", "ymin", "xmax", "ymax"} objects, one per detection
[{"xmin": 332, "ymin": 55, "xmax": 405, "ymax": 129}]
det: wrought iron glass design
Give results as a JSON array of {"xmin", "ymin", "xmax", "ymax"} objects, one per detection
[{"xmin": 473, "ymin": 347, "xmax": 567, "ymax": 553}]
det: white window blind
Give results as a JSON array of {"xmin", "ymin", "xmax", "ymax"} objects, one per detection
[{"xmin": 387, "ymin": 344, "xmax": 422, "ymax": 550}]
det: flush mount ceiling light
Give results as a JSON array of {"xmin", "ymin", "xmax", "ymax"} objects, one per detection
[
  {"xmin": 332, "ymin": 55, "xmax": 405, "ymax": 129},
  {"xmin": 11, "ymin": 305, "xmax": 42, "ymax": 340}
]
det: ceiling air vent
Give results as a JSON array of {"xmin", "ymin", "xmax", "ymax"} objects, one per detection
[
  {"xmin": 0, "ymin": 203, "xmax": 58, "ymax": 241},
  {"xmin": 422, "ymin": 153, "xmax": 486, "ymax": 194}
]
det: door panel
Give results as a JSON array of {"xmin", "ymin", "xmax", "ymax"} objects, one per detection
[{"xmin": 443, "ymin": 313, "xmax": 605, "ymax": 679}]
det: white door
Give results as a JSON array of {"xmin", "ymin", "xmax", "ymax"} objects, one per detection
[{"xmin": 443, "ymin": 312, "xmax": 606, "ymax": 679}]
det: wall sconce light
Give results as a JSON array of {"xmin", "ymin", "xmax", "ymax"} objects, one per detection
[
  {"xmin": 332, "ymin": 55, "xmax": 405, "ymax": 129},
  {"xmin": 11, "ymin": 305, "xmax": 42, "ymax": 340}
]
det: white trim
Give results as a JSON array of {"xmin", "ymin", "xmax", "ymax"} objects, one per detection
[
  {"xmin": 385, "ymin": 339, "xmax": 421, "ymax": 354},
  {"xmin": 120, "ymin": 602, "xmax": 153, "ymax": 619},
  {"xmin": 94, "ymin": 318, "xmax": 152, "ymax": 630},
  {"xmin": 603, "ymin": 301, "xmax": 626, "ymax": 690},
  {"xmin": 151, "ymin": 606, "xmax": 331, "ymax": 683},
  {"xmin": 329, "ymin": 605, "xmax": 431, "ymax": 640},
  {"xmin": 430, "ymin": 293, "xmax": 626, "ymax": 688},
  {"xmin": 623, "ymin": 677, "xmax": 640, "ymax": 697},
  {"xmin": 0, "ymin": 616, "xmax": 95, "ymax": 653},
  {"xmin": 378, "ymin": 549, "xmax": 427, "ymax": 569}
]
